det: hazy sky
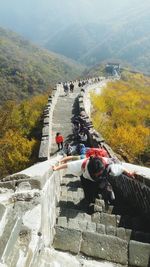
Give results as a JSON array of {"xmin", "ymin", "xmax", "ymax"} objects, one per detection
[
  {"xmin": 0, "ymin": 0, "xmax": 149, "ymax": 24},
  {"xmin": 0, "ymin": 0, "xmax": 149, "ymax": 43}
]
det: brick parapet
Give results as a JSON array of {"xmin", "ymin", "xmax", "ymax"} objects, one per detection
[
  {"xmin": 38, "ymin": 84, "xmax": 62, "ymax": 161},
  {"xmin": 78, "ymin": 84, "xmax": 150, "ymax": 218}
]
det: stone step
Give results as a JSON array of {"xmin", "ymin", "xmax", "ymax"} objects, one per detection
[
  {"xmin": 57, "ymin": 207, "xmax": 91, "ymax": 223},
  {"xmin": 56, "ymin": 216, "xmax": 131, "ymax": 242},
  {"xmin": 53, "ymin": 225, "xmax": 150, "ymax": 266},
  {"xmin": 61, "ymin": 176, "xmax": 81, "ymax": 186},
  {"xmin": 57, "ymin": 210, "xmax": 150, "ymax": 244},
  {"xmin": 53, "ymin": 225, "xmax": 128, "ymax": 265}
]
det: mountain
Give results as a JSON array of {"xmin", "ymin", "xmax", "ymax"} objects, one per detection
[
  {"xmin": 45, "ymin": 23, "xmax": 110, "ymax": 61},
  {"xmin": 79, "ymin": 5, "xmax": 150, "ymax": 73},
  {"xmin": 0, "ymin": 0, "xmax": 150, "ymax": 73},
  {"xmin": 0, "ymin": 27, "xmax": 84, "ymax": 105},
  {"xmin": 0, "ymin": 0, "xmax": 132, "ymax": 42}
]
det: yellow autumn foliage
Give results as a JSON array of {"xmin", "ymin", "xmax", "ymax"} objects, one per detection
[
  {"xmin": 91, "ymin": 73, "xmax": 150, "ymax": 164},
  {"xmin": 0, "ymin": 93, "xmax": 49, "ymax": 178},
  {"xmin": 0, "ymin": 130, "xmax": 37, "ymax": 176}
]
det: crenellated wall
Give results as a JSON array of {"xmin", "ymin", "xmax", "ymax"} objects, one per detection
[
  {"xmin": 77, "ymin": 84, "xmax": 150, "ymax": 219},
  {"xmin": 0, "ymin": 155, "xmax": 64, "ymax": 266},
  {"xmin": 0, "ymin": 79, "xmax": 149, "ymax": 267},
  {"xmin": 38, "ymin": 83, "xmax": 63, "ymax": 161}
]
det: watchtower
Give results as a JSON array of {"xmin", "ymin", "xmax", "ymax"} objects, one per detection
[{"xmin": 105, "ymin": 63, "xmax": 120, "ymax": 76}]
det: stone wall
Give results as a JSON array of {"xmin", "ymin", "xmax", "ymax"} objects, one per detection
[
  {"xmin": 38, "ymin": 84, "xmax": 62, "ymax": 161},
  {"xmin": 0, "ymin": 79, "xmax": 149, "ymax": 267},
  {"xmin": 77, "ymin": 85, "xmax": 150, "ymax": 219},
  {"xmin": 0, "ymin": 155, "xmax": 63, "ymax": 266}
]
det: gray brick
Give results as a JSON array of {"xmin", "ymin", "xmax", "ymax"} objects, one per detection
[
  {"xmin": 93, "ymin": 204, "xmax": 103, "ymax": 212},
  {"xmin": 95, "ymin": 199, "xmax": 105, "ymax": 210},
  {"xmin": 61, "ymin": 188, "xmax": 67, "ymax": 196},
  {"xmin": 72, "ymin": 191, "xmax": 78, "ymax": 200},
  {"xmin": 78, "ymin": 220, "xmax": 87, "ymax": 231},
  {"xmin": 116, "ymin": 227, "xmax": 127, "ymax": 240},
  {"xmin": 86, "ymin": 222, "xmax": 96, "ymax": 232},
  {"xmin": 100, "ymin": 213, "xmax": 116, "ymax": 227},
  {"xmin": 53, "ymin": 226, "xmax": 82, "ymax": 254},
  {"xmin": 125, "ymin": 229, "xmax": 132, "ymax": 242},
  {"xmin": 129, "ymin": 240, "xmax": 150, "ymax": 267},
  {"xmin": 67, "ymin": 196, "xmax": 73, "ymax": 202},
  {"xmin": 60, "ymin": 195, "xmax": 67, "ymax": 202},
  {"xmin": 77, "ymin": 189, "xmax": 84, "ymax": 199},
  {"xmin": 57, "ymin": 217, "xmax": 67, "ymax": 228},
  {"xmin": 68, "ymin": 219, "xmax": 80, "ymax": 230},
  {"xmin": 81, "ymin": 232, "xmax": 128, "ymax": 265},
  {"xmin": 96, "ymin": 223, "xmax": 105, "ymax": 234},
  {"xmin": 91, "ymin": 212, "xmax": 101, "ymax": 223},
  {"xmin": 106, "ymin": 225, "xmax": 116, "ymax": 236},
  {"xmin": 67, "ymin": 191, "xmax": 73, "ymax": 198}
]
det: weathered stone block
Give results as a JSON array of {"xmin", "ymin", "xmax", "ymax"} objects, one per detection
[
  {"xmin": 116, "ymin": 227, "xmax": 127, "ymax": 240},
  {"xmin": 43, "ymin": 117, "xmax": 49, "ymax": 124},
  {"xmin": 106, "ymin": 225, "xmax": 116, "ymax": 236},
  {"xmin": 78, "ymin": 220, "xmax": 87, "ymax": 231},
  {"xmin": 129, "ymin": 240, "xmax": 150, "ymax": 267},
  {"xmin": 91, "ymin": 212, "xmax": 101, "ymax": 223},
  {"xmin": 100, "ymin": 213, "xmax": 116, "ymax": 227},
  {"xmin": 68, "ymin": 219, "xmax": 80, "ymax": 230},
  {"xmin": 125, "ymin": 229, "xmax": 132, "ymax": 242},
  {"xmin": 53, "ymin": 226, "xmax": 82, "ymax": 254},
  {"xmin": 93, "ymin": 204, "xmax": 103, "ymax": 213},
  {"xmin": 38, "ymin": 139, "xmax": 49, "ymax": 159},
  {"xmin": 96, "ymin": 223, "xmax": 105, "ymax": 234},
  {"xmin": 57, "ymin": 217, "xmax": 67, "ymax": 228},
  {"xmin": 0, "ymin": 204, "xmax": 6, "ymax": 219},
  {"xmin": 81, "ymin": 232, "xmax": 128, "ymax": 265},
  {"xmin": 42, "ymin": 125, "xmax": 49, "ymax": 136},
  {"xmin": 86, "ymin": 222, "xmax": 96, "ymax": 232}
]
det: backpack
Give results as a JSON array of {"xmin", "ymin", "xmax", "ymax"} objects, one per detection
[
  {"xmin": 85, "ymin": 147, "xmax": 109, "ymax": 158},
  {"xmin": 76, "ymin": 143, "xmax": 86, "ymax": 155}
]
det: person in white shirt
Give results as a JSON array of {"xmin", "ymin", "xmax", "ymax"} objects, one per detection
[{"xmin": 53, "ymin": 156, "xmax": 135, "ymax": 207}]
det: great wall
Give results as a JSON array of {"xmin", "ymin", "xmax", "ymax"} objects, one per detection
[{"xmin": 0, "ymin": 78, "xmax": 149, "ymax": 267}]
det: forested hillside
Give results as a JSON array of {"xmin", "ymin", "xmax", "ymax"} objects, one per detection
[
  {"xmin": 0, "ymin": 27, "xmax": 84, "ymax": 105},
  {"xmin": 79, "ymin": 9, "xmax": 150, "ymax": 73},
  {"xmin": 0, "ymin": 93, "xmax": 48, "ymax": 178},
  {"xmin": 91, "ymin": 72, "xmax": 150, "ymax": 166},
  {"xmin": 0, "ymin": 0, "xmax": 149, "ymax": 74}
]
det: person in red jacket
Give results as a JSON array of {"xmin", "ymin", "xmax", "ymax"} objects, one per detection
[{"xmin": 55, "ymin": 132, "xmax": 64, "ymax": 151}]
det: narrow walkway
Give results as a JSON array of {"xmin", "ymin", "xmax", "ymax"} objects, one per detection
[
  {"xmin": 45, "ymin": 83, "xmax": 124, "ymax": 266},
  {"xmin": 51, "ymin": 83, "xmax": 79, "ymax": 155},
  {"xmin": 49, "ymin": 82, "xmax": 150, "ymax": 267}
]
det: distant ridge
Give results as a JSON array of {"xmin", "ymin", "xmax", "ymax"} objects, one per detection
[{"xmin": 0, "ymin": 27, "xmax": 84, "ymax": 105}]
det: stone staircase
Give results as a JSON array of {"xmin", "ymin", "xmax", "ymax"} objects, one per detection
[
  {"xmin": 0, "ymin": 80, "xmax": 149, "ymax": 267},
  {"xmin": 53, "ymin": 174, "xmax": 150, "ymax": 267}
]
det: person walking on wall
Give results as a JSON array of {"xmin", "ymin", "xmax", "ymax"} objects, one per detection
[
  {"xmin": 69, "ymin": 81, "xmax": 74, "ymax": 93},
  {"xmin": 55, "ymin": 132, "xmax": 64, "ymax": 151},
  {"xmin": 52, "ymin": 156, "xmax": 135, "ymax": 212}
]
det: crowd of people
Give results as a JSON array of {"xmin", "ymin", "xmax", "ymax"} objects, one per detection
[
  {"xmin": 53, "ymin": 80, "xmax": 136, "ymax": 214},
  {"xmin": 54, "ymin": 134, "xmax": 135, "ymax": 214},
  {"xmin": 63, "ymin": 81, "xmax": 75, "ymax": 95}
]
